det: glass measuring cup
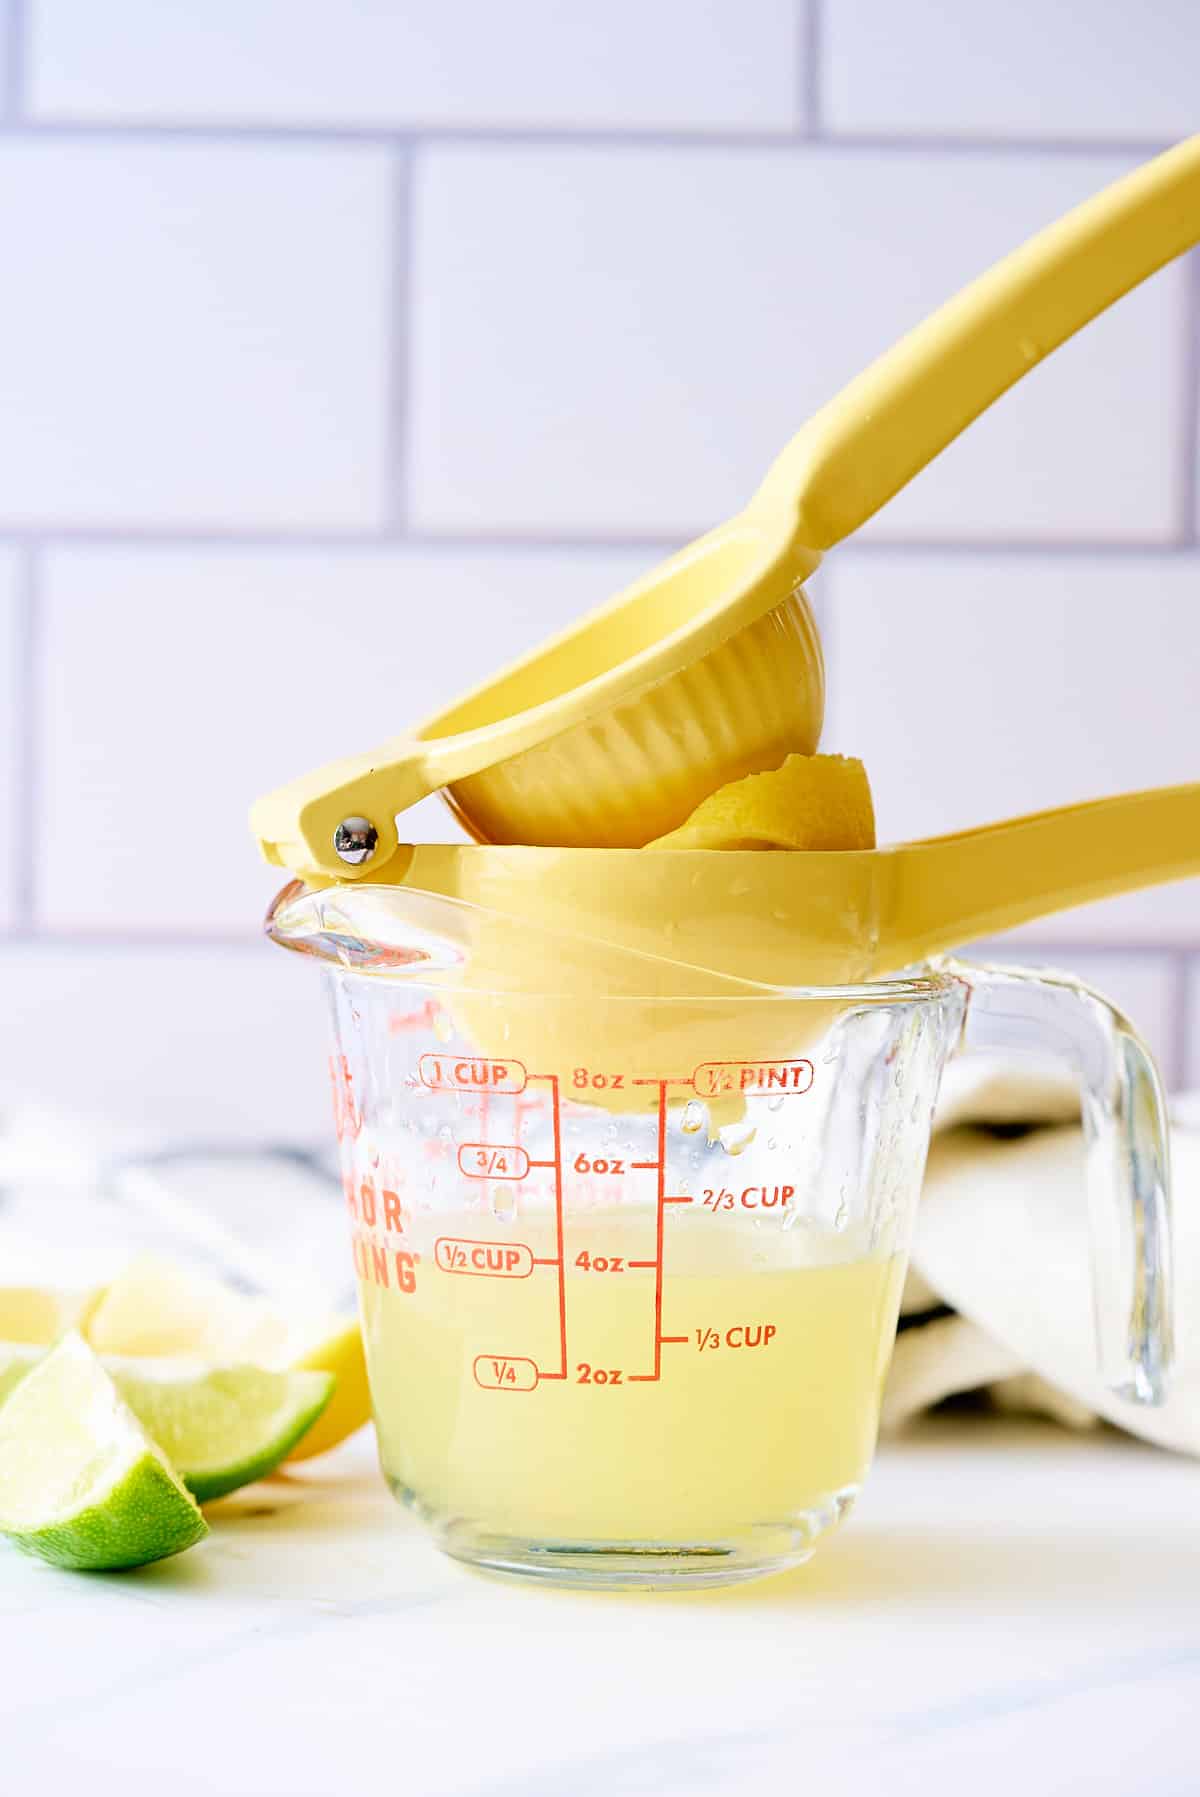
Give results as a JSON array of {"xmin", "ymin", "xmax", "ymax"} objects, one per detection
[{"xmin": 267, "ymin": 881, "xmax": 1172, "ymax": 1589}]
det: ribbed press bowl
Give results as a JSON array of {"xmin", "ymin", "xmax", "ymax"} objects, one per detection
[{"xmin": 442, "ymin": 589, "xmax": 824, "ymax": 849}]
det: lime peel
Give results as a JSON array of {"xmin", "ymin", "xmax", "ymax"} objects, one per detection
[
  {"xmin": 0, "ymin": 1340, "xmax": 334, "ymax": 1503},
  {"xmin": 0, "ymin": 1334, "xmax": 208, "ymax": 1571}
]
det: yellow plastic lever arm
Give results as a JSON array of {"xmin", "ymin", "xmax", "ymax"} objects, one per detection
[{"xmin": 757, "ymin": 136, "xmax": 1200, "ymax": 550}]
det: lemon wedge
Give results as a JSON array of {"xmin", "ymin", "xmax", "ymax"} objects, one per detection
[{"xmin": 649, "ymin": 753, "xmax": 875, "ymax": 851}]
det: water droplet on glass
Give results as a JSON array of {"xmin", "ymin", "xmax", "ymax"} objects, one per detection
[
  {"xmin": 719, "ymin": 1120, "xmax": 757, "ymax": 1157},
  {"xmin": 822, "ymin": 1047, "xmax": 839, "ymax": 1066},
  {"xmin": 767, "ymin": 1093, "xmax": 785, "ymax": 1114},
  {"xmin": 835, "ymin": 1198, "xmax": 849, "ymax": 1231},
  {"xmin": 680, "ymin": 1100, "xmax": 705, "ymax": 1135},
  {"xmin": 491, "ymin": 1187, "xmax": 517, "ymax": 1224},
  {"xmin": 766, "ymin": 1137, "xmax": 777, "ymax": 1151}
]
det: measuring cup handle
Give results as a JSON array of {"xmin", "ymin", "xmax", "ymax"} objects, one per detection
[{"xmin": 942, "ymin": 956, "xmax": 1173, "ymax": 1406}]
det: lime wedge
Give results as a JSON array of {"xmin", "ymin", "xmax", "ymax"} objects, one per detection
[
  {"xmin": 87, "ymin": 1257, "xmax": 368, "ymax": 1459},
  {"xmin": 0, "ymin": 1340, "xmax": 333, "ymax": 1503},
  {"xmin": 108, "ymin": 1359, "xmax": 335, "ymax": 1501},
  {"xmin": 0, "ymin": 1334, "xmax": 208, "ymax": 1571}
]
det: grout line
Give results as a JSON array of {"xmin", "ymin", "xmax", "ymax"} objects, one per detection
[
  {"xmin": 1, "ymin": 0, "xmax": 24, "ymax": 120},
  {"xmin": 4, "ymin": 929, "xmax": 1200, "ymax": 957},
  {"xmin": 0, "ymin": 526, "xmax": 1194, "ymax": 557},
  {"xmin": 1169, "ymin": 951, "xmax": 1193, "ymax": 1090},
  {"xmin": 10, "ymin": 545, "xmax": 38, "ymax": 930},
  {"xmin": 838, "ymin": 536, "xmax": 1193, "ymax": 560},
  {"xmin": 1176, "ymin": 250, "xmax": 1200, "ymax": 547},
  {"xmin": 0, "ymin": 929, "xmax": 273, "ymax": 952},
  {"xmin": 971, "ymin": 938, "xmax": 1200, "ymax": 961},
  {"xmin": 0, "ymin": 523, "xmax": 689, "ymax": 554},
  {"xmin": 801, "ymin": 0, "xmax": 822, "ymax": 138},
  {"xmin": 383, "ymin": 148, "xmax": 414, "ymax": 534},
  {"xmin": 0, "ymin": 116, "xmax": 1175, "ymax": 159}
]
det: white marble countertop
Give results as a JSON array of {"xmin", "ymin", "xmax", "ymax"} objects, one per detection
[{"xmin": 4, "ymin": 1416, "xmax": 1198, "ymax": 1797}]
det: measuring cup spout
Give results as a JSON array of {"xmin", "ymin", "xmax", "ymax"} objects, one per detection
[{"xmin": 264, "ymin": 877, "xmax": 777, "ymax": 997}]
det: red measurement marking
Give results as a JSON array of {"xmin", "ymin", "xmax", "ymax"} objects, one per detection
[
  {"xmin": 548, "ymin": 1074, "xmax": 568, "ymax": 1380},
  {"xmin": 328, "ymin": 1056, "xmax": 363, "ymax": 1143},
  {"xmin": 344, "ymin": 1175, "xmax": 405, "ymax": 1234},
  {"xmin": 351, "ymin": 1233, "xmax": 418, "ymax": 1294},
  {"xmin": 664, "ymin": 1194, "xmax": 693, "ymax": 1205},
  {"xmin": 660, "ymin": 1335, "xmax": 688, "ymax": 1344},
  {"xmin": 630, "ymin": 1080, "xmax": 669, "ymax": 1384},
  {"xmin": 692, "ymin": 1058, "xmax": 814, "ymax": 1098},
  {"xmin": 418, "ymin": 1055, "xmax": 527, "ymax": 1094},
  {"xmin": 692, "ymin": 1324, "xmax": 778, "ymax": 1351},
  {"xmin": 456, "ymin": 1143, "xmax": 531, "ymax": 1181},
  {"xmin": 386, "ymin": 999, "xmax": 442, "ymax": 1034},
  {"xmin": 512, "ymin": 1089, "xmax": 545, "ymax": 1147},
  {"xmin": 435, "ymin": 1238, "xmax": 533, "ymax": 1279},
  {"xmin": 702, "ymin": 1183, "xmax": 794, "ymax": 1211},
  {"xmin": 473, "ymin": 1355, "xmax": 538, "ymax": 1392},
  {"xmin": 726, "ymin": 1324, "xmax": 777, "ymax": 1348}
]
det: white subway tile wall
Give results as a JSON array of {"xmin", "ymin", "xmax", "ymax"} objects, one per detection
[
  {"xmin": 0, "ymin": 1, "xmax": 1195, "ymax": 1140},
  {"xmin": 37, "ymin": 544, "xmax": 655, "ymax": 933},
  {"xmin": 0, "ymin": 942, "xmax": 330, "ymax": 1142},
  {"xmin": 0, "ymin": 142, "xmax": 394, "ymax": 530},
  {"xmin": 410, "ymin": 146, "xmax": 1183, "ymax": 541},
  {"xmin": 823, "ymin": 0, "xmax": 1200, "ymax": 144},
  {"xmin": 0, "ymin": 550, "xmax": 21, "ymax": 933},
  {"xmin": 823, "ymin": 550, "xmax": 1200, "ymax": 945},
  {"xmin": 28, "ymin": 0, "xmax": 804, "ymax": 134}
]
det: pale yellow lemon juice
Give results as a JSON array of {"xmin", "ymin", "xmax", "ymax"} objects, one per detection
[{"xmin": 357, "ymin": 1203, "xmax": 904, "ymax": 1546}]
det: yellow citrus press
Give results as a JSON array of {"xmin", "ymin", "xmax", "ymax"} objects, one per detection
[
  {"xmin": 252, "ymin": 146, "xmax": 1192, "ymax": 1594},
  {"xmin": 253, "ymin": 135, "xmax": 1200, "ymax": 878}
]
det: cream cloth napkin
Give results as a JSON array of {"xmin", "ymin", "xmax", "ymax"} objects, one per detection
[{"xmin": 882, "ymin": 1056, "xmax": 1200, "ymax": 1451}]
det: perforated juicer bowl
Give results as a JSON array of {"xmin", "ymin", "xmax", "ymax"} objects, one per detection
[{"xmin": 441, "ymin": 588, "xmax": 824, "ymax": 848}]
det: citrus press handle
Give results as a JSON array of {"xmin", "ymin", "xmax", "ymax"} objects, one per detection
[
  {"xmin": 251, "ymin": 709, "xmax": 565, "ymax": 881},
  {"xmin": 947, "ymin": 957, "xmax": 1173, "ymax": 1405},
  {"xmin": 756, "ymin": 134, "xmax": 1200, "ymax": 550},
  {"xmin": 890, "ymin": 782, "xmax": 1200, "ymax": 967}
]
